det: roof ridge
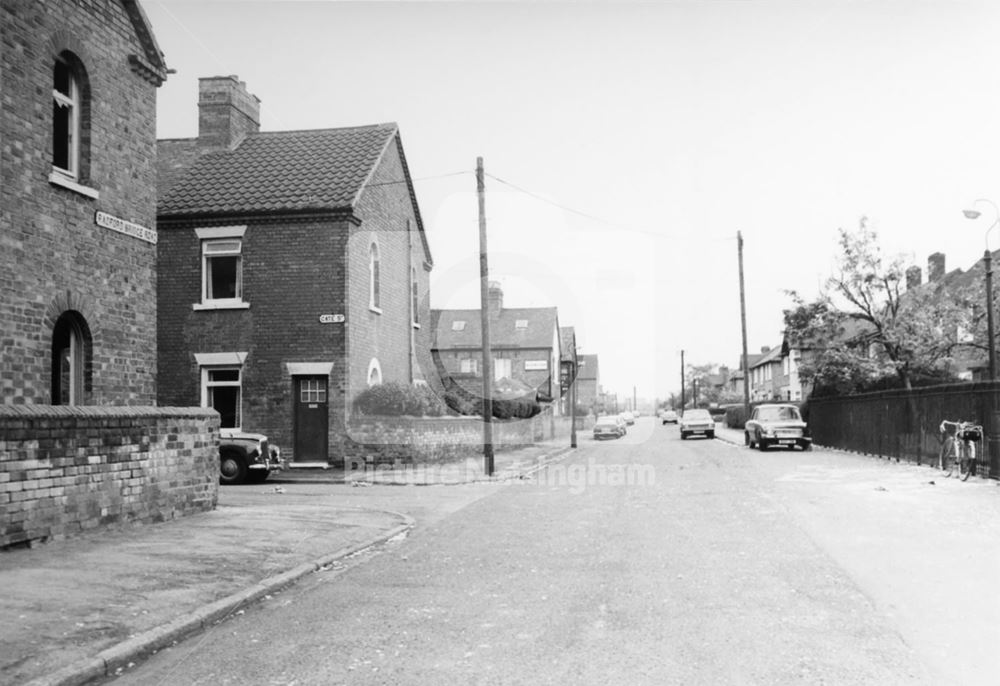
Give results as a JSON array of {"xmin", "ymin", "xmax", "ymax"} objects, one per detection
[{"xmin": 254, "ymin": 122, "xmax": 397, "ymax": 137}]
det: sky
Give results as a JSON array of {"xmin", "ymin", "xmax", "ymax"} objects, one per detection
[{"xmin": 144, "ymin": 0, "xmax": 1000, "ymax": 403}]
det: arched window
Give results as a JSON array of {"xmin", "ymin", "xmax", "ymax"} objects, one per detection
[
  {"xmin": 367, "ymin": 358, "xmax": 382, "ymax": 387},
  {"xmin": 411, "ymin": 267, "xmax": 419, "ymax": 325},
  {"xmin": 369, "ymin": 242, "xmax": 381, "ymax": 311},
  {"xmin": 51, "ymin": 312, "xmax": 90, "ymax": 405},
  {"xmin": 52, "ymin": 52, "xmax": 88, "ymax": 180}
]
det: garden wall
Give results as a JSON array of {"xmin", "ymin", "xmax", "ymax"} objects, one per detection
[
  {"xmin": 0, "ymin": 406, "xmax": 220, "ymax": 549},
  {"xmin": 344, "ymin": 409, "xmax": 577, "ymax": 465}
]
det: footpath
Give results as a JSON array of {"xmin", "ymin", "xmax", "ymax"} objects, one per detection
[{"xmin": 1, "ymin": 440, "xmax": 572, "ymax": 686}]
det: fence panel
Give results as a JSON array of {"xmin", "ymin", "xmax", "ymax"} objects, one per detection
[{"xmin": 808, "ymin": 382, "xmax": 1000, "ymax": 478}]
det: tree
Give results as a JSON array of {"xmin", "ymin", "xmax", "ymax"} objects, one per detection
[{"xmin": 785, "ymin": 218, "xmax": 968, "ymax": 394}]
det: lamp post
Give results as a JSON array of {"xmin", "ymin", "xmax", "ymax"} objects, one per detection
[
  {"xmin": 962, "ymin": 199, "xmax": 1000, "ymax": 380},
  {"xmin": 963, "ymin": 199, "xmax": 1000, "ymax": 479}
]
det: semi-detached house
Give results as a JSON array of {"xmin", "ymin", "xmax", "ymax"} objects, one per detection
[{"xmin": 156, "ymin": 76, "xmax": 434, "ymax": 466}]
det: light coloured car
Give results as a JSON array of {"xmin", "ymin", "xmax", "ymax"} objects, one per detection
[
  {"xmin": 593, "ymin": 415, "xmax": 625, "ymax": 440},
  {"xmin": 620, "ymin": 411, "xmax": 635, "ymax": 426},
  {"xmin": 679, "ymin": 409, "xmax": 715, "ymax": 440},
  {"xmin": 661, "ymin": 409, "xmax": 678, "ymax": 424},
  {"xmin": 744, "ymin": 403, "xmax": 811, "ymax": 451}
]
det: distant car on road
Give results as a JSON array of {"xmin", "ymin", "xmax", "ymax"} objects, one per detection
[
  {"xmin": 661, "ymin": 409, "xmax": 678, "ymax": 424},
  {"xmin": 744, "ymin": 403, "xmax": 811, "ymax": 451},
  {"xmin": 679, "ymin": 409, "xmax": 715, "ymax": 440},
  {"xmin": 219, "ymin": 429, "xmax": 284, "ymax": 485},
  {"xmin": 593, "ymin": 415, "xmax": 626, "ymax": 440},
  {"xmin": 620, "ymin": 411, "xmax": 635, "ymax": 425}
]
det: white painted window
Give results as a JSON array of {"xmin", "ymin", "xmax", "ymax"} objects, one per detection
[
  {"xmin": 460, "ymin": 357, "xmax": 479, "ymax": 374},
  {"xmin": 369, "ymin": 242, "xmax": 381, "ymax": 311},
  {"xmin": 494, "ymin": 358, "xmax": 512, "ymax": 380},
  {"xmin": 202, "ymin": 239, "xmax": 243, "ymax": 304},
  {"xmin": 202, "ymin": 366, "xmax": 242, "ymax": 429},
  {"xmin": 367, "ymin": 358, "xmax": 383, "ymax": 386},
  {"xmin": 52, "ymin": 54, "xmax": 81, "ymax": 179},
  {"xmin": 452, "ymin": 320, "xmax": 466, "ymax": 331}
]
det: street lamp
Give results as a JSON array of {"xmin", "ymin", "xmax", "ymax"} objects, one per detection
[{"xmin": 962, "ymin": 199, "xmax": 1000, "ymax": 380}]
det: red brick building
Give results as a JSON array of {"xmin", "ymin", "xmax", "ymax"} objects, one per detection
[
  {"xmin": 431, "ymin": 283, "xmax": 564, "ymax": 410},
  {"xmin": 0, "ymin": 0, "xmax": 168, "ymax": 405},
  {"xmin": 156, "ymin": 76, "xmax": 434, "ymax": 464}
]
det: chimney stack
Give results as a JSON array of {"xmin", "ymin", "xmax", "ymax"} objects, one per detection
[
  {"xmin": 928, "ymin": 252, "xmax": 945, "ymax": 282},
  {"xmin": 905, "ymin": 265, "xmax": 922, "ymax": 290},
  {"xmin": 198, "ymin": 75, "xmax": 260, "ymax": 150},
  {"xmin": 487, "ymin": 281, "xmax": 503, "ymax": 316}
]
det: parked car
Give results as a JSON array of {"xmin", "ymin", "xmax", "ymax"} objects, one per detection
[
  {"xmin": 593, "ymin": 415, "xmax": 625, "ymax": 440},
  {"xmin": 679, "ymin": 408, "xmax": 715, "ymax": 440},
  {"xmin": 661, "ymin": 409, "xmax": 678, "ymax": 424},
  {"xmin": 744, "ymin": 403, "xmax": 811, "ymax": 451},
  {"xmin": 621, "ymin": 411, "xmax": 635, "ymax": 425},
  {"xmin": 219, "ymin": 428, "xmax": 284, "ymax": 485}
]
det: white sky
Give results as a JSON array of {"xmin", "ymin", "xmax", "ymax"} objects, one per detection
[{"xmin": 145, "ymin": 0, "xmax": 1000, "ymax": 403}]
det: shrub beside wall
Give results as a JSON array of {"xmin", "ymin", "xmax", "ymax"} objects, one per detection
[{"xmin": 0, "ymin": 406, "xmax": 219, "ymax": 549}]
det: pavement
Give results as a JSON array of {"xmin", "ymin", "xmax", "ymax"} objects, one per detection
[{"xmin": 1, "ymin": 440, "xmax": 572, "ymax": 686}]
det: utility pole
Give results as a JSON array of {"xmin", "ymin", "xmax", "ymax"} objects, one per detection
[
  {"xmin": 680, "ymin": 349, "xmax": 685, "ymax": 412},
  {"xmin": 477, "ymin": 157, "xmax": 494, "ymax": 476},
  {"xmin": 570, "ymin": 362, "xmax": 577, "ymax": 449},
  {"xmin": 633, "ymin": 386, "xmax": 637, "ymax": 414},
  {"xmin": 738, "ymin": 231, "xmax": 751, "ymax": 420}
]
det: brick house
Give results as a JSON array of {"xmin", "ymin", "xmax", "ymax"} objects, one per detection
[
  {"xmin": 431, "ymin": 283, "xmax": 563, "ymax": 410},
  {"xmin": 576, "ymin": 354, "xmax": 601, "ymax": 413},
  {"xmin": 748, "ymin": 345, "xmax": 782, "ymax": 401},
  {"xmin": 1, "ymin": 0, "xmax": 168, "ymax": 406},
  {"xmin": 156, "ymin": 76, "xmax": 434, "ymax": 464}
]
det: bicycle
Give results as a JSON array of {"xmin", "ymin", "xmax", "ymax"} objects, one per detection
[{"xmin": 938, "ymin": 420, "xmax": 983, "ymax": 481}]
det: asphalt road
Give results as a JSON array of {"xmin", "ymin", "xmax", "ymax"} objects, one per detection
[{"xmin": 101, "ymin": 418, "xmax": 999, "ymax": 685}]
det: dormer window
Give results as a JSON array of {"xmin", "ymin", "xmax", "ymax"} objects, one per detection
[{"xmin": 452, "ymin": 320, "xmax": 466, "ymax": 331}]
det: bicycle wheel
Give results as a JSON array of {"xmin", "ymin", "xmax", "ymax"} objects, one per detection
[{"xmin": 960, "ymin": 441, "xmax": 974, "ymax": 481}]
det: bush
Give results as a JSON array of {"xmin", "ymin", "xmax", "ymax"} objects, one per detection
[{"xmin": 354, "ymin": 382, "xmax": 447, "ymax": 417}]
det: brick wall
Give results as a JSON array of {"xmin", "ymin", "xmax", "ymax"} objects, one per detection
[
  {"xmin": 0, "ymin": 0, "xmax": 161, "ymax": 405},
  {"xmin": 343, "ymin": 413, "xmax": 551, "ymax": 465},
  {"xmin": 0, "ymin": 406, "xmax": 219, "ymax": 549},
  {"xmin": 156, "ymin": 216, "xmax": 349, "ymax": 455},
  {"xmin": 348, "ymin": 133, "xmax": 435, "ymax": 404}
]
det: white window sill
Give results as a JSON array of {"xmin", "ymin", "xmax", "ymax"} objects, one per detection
[
  {"xmin": 49, "ymin": 172, "xmax": 99, "ymax": 199},
  {"xmin": 369, "ymin": 305, "xmax": 383, "ymax": 315},
  {"xmin": 193, "ymin": 301, "xmax": 251, "ymax": 311}
]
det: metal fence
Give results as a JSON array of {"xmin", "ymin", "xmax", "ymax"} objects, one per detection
[{"xmin": 807, "ymin": 381, "xmax": 1000, "ymax": 479}]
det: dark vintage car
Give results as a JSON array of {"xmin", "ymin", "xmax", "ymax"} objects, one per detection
[
  {"xmin": 219, "ymin": 428, "xmax": 284, "ymax": 485},
  {"xmin": 744, "ymin": 404, "xmax": 811, "ymax": 451}
]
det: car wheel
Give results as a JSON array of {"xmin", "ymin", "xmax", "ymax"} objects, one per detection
[
  {"xmin": 801, "ymin": 442, "xmax": 812, "ymax": 451},
  {"xmin": 757, "ymin": 435, "xmax": 769, "ymax": 451},
  {"xmin": 707, "ymin": 431, "xmax": 715, "ymax": 439},
  {"xmin": 220, "ymin": 451, "xmax": 248, "ymax": 485},
  {"xmin": 680, "ymin": 432, "xmax": 688, "ymax": 440}
]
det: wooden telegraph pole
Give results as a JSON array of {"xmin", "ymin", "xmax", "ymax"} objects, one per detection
[
  {"xmin": 477, "ymin": 157, "xmax": 494, "ymax": 476},
  {"xmin": 738, "ymin": 231, "xmax": 751, "ymax": 419}
]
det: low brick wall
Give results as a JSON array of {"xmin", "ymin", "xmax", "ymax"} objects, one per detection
[
  {"xmin": 0, "ymin": 406, "xmax": 220, "ymax": 549},
  {"xmin": 344, "ymin": 412, "xmax": 553, "ymax": 465}
]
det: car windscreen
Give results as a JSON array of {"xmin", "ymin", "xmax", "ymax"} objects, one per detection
[{"xmin": 756, "ymin": 407, "xmax": 800, "ymax": 422}]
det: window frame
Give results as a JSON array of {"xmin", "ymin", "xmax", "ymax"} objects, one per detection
[
  {"xmin": 201, "ymin": 365, "xmax": 243, "ymax": 430},
  {"xmin": 369, "ymin": 241, "xmax": 382, "ymax": 313},
  {"xmin": 193, "ymin": 226, "xmax": 250, "ymax": 310},
  {"xmin": 52, "ymin": 54, "xmax": 80, "ymax": 180}
]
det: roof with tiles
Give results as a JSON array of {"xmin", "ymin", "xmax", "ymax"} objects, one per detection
[
  {"xmin": 431, "ymin": 307, "xmax": 559, "ymax": 350},
  {"xmin": 157, "ymin": 123, "xmax": 399, "ymax": 216}
]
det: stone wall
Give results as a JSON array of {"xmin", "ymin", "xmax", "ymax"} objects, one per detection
[{"xmin": 0, "ymin": 406, "xmax": 219, "ymax": 549}]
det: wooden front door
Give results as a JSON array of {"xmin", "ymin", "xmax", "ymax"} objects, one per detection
[{"xmin": 293, "ymin": 376, "xmax": 329, "ymax": 462}]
